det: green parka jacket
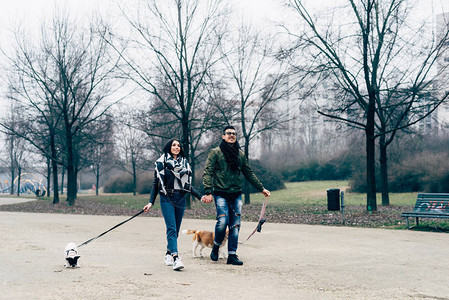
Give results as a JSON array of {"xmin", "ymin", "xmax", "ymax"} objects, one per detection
[{"xmin": 202, "ymin": 146, "xmax": 265, "ymax": 194}]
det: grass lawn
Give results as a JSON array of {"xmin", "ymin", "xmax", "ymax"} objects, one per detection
[
  {"xmin": 248, "ymin": 180, "xmax": 418, "ymax": 207},
  {"xmin": 0, "ymin": 180, "xmax": 418, "ymax": 207}
]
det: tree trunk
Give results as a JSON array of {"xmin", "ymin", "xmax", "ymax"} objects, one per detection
[
  {"xmin": 181, "ymin": 116, "xmax": 191, "ymax": 209},
  {"xmin": 132, "ymin": 158, "xmax": 137, "ymax": 196},
  {"xmin": 66, "ymin": 136, "xmax": 77, "ymax": 206},
  {"xmin": 361, "ymin": 1, "xmax": 377, "ymax": 212},
  {"xmin": 46, "ymin": 157, "xmax": 51, "ymax": 198},
  {"xmin": 16, "ymin": 166, "xmax": 21, "ymax": 197},
  {"xmin": 52, "ymin": 158, "xmax": 59, "ymax": 204},
  {"xmin": 96, "ymin": 163, "xmax": 100, "ymax": 196},
  {"xmin": 61, "ymin": 166, "xmax": 65, "ymax": 195},
  {"xmin": 186, "ymin": 155, "xmax": 196, "ymax": 210},
  {"xmin": 9, "ymin": 165, "xmax": 15, "ymax": 196},
  {"xmin": 366, "ymin": 102, "xmax": 377, "ymax": 212},
  {"xmin": 66, "ymin": 167, "xmax": 77, "ymax": 206},
  {"xmin": 190, "ymin": 157, "xmax": 196, "ymax": 189},
  {"xmin": 379, "ymin": 135, "xmax": 390, "ymax": 206},
  {"xmin": 9, "ymin": 136, "xmax": 14, "ymax": 195},
  {"xmin": 50, "ymin": 133, "xmax": 59, "ymax": 204},
  {"xmin": 243, "ymin": 138, "xmax": 250, "ymax": 205}
]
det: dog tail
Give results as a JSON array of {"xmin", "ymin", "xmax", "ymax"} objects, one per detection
[{"xmin": 182, "ymin": 229, "xmax": 197, "ymax": 235}]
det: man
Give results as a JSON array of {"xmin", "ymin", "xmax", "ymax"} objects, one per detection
[{"xmin": 202, "ymin": 125, "xmax": 270, "ymax": 265}]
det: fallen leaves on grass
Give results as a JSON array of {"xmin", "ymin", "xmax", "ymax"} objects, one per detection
[{"xmin": 0, "ymin": 198, "xmax": 445, "ymax": 230}]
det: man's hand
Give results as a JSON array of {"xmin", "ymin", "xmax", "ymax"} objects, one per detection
[
  {"xmin": 143, "ymin": 203, "xmax": 152, "ymax": 212},
  {"xmin": 202, "ymin": 194, "xmax": 213, "ymax": 204},
  {"xmin": 262, "ymin": 189, "xmax": 271, "ymax": 198}
]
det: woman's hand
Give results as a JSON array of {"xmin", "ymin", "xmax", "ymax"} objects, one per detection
[
  {"xmin": 202, "ymin": 195, "xmax": 213, "ymax": 204},
  {"xmin": 143, "ymin": 203, "xmax": 153, "ymax": 212}
]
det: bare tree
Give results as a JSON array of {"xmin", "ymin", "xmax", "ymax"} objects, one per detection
[
  {"xmin": 86, "ymin": 116, "xmax": 115, "ymax": 196},
  {"xmin": 219, "ymin": 24, "xmax": 291, "ymax": 204},
  {"xmin": 106, "ymin": 0, "xmax": 229, "ymax": 207},
  {"xmin": 373, "ymin": 10, "xmax": 449, "ymax": 205},
  {"xmin": 133, "ymin": 74, "xmax": 225, "ymax": 184},
  {"xmin": 114, "ymin": 118, "xmax": 151, "ymax": 196},
  {"xmin": 1, "ymin": 87, "xmax": 64, "ymax": 202},
  {"xmin": 2, "ymin": 129, "xmax": 34, "ymax": 197},
  {"xmin": 0, "ymin": 96, "xmax": 29, "ymax": 196},
  {"xmin": 11, "ymin": 136, "xmax": 28, "ymax": 197},
  {"xmin": 284, "ymin": 0, "xmax": 449, "ymax": 211},
  {"xmin": 2, "ymin": 12, "xmax": 121, "ymax": 205},
  {"xmin": 5, "ymin": 133, "xmax": 16, "ymax": 195},
  {"xmin": 3, "ymin": 133, "xmax": 26, "ymax": 195}
]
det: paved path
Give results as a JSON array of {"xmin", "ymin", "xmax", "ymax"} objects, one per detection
[
  {"xmin": 0, "ymin": 197, "xmax": 36, "ymax": 205},
  {"xmin": 1, "ymin": 211, "xmax": 448, "ymax": 299}
]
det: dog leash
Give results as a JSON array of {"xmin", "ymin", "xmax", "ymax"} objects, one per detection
[
  {"xmin": 239, "ymin": 197, "xmax": 268, "ymax": 244},
  {"xmin": 77, "ymin": 210, "xmax": 145, "ymax": 248}
]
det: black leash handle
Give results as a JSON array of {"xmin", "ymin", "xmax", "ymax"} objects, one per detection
[{"xmin": 77, "ymin": 210, "xmax": 144, "ymax": 248}]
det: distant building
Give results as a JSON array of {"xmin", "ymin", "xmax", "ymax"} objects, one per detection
[
  {"xmin": 435, "ymin": 12, "xmax": 449, "ymax": 136},
  {"xmin": 254, "ymin": 74, "xmax": 349, "ymax": 164},
  {"xmin": 415, "ymin": 12, "xmax": 449, "ymax": 136}
]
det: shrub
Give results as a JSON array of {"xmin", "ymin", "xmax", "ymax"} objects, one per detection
[
  {"xmin": 388, "ymin": 167, "xmax": 425, "ymax": 193},
  {"xmin": 104, "ymin": 172, "xmax": 155, "ymax": 194},
  {"xmin": 348, "ymin": 153, "xmax": 449, "ymax": 194},
  {"xmin": 348, "ymin": 172, "xmax": 369, "ymax": 193},
  {"xmin": 103, "ymin": 173, "xmax": 134, "ymax": 193},
  {"xmin": 248, "ymin": 159, "xmax": 285, "ymax": 192},
  {"xmin": 284, "ymin": 158, "xmax": 353, "ymax": 182},
  {"xmin": 388, "ymin": 151, "xmax": 449, "ymax": 193},
  {"xmin": 350, "ymin": 147, "xmax": 449, "ymax": 193},
  {"xmin": 430, "ymin": 173, "xmax": 449, "ymax": 193},
  {"xmin": 136, "ymin": 172, "xmax": 154, "ymax": 194}
]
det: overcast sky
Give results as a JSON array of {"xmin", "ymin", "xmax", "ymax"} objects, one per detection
[
  {"xmin": 0, "ymin": 0, "xmax": 447, "ymax": 52},
  {"xmin": 0, "ymin": 0, "xmax": 286, "ymax": 112},
  {"xmin": 0, "ymin": 0, "xmax": 448, "ymax": 31},
  {"xmin": 0, "ymin": 0, "xmax": 283, "ymax": 29},
  {"xmin": 0, "ymin": 0, "xmax": 448, "ymax": 114}
]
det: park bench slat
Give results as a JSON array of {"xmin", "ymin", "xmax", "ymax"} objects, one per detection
[
  {"xmin": 401, "ymin": 193, "xmax": 449, "ymax": 229},
  {"xmin": 417, "ymin": 193, "xmax": 449, "ymax": 198}
]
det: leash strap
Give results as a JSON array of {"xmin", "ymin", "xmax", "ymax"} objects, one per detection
[
  {"xmin": 239, "ymin": 197, "xmax": 268, "ymax": 244},
  {"xmin": 77, "ymin": 210, "xmax": 144, "ymax": 248}
]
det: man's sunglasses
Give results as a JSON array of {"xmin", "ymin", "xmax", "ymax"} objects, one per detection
[{"xmin": 225, "ymin": 132, "xmax": 237, "ymax": 136}]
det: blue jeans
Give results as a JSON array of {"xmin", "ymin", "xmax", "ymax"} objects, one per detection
[
  {"xmin": 213, "ymin": 193, "xmax": 242, "ymax": 255},
  {"xmin": 160, "ymin": 191, "xmax": 186, "ymax": 255}
]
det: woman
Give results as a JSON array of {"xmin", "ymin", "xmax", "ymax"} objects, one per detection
[{"xmin": 143, "ymin": 139, "xmax": 202, "ymax": 271}]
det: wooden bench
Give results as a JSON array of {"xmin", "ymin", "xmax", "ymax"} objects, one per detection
[{"xmin": 401, "ymin": 193, "xmax": 449, "ymax": 229}]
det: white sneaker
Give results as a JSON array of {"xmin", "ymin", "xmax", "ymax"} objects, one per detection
[
  {"xmin": 164, "ymin": 254, "xmax": 174, "ymax": 266},
  {"xmin": 173, "ymin": 256, "xmax": 184, "ymax": 270}
]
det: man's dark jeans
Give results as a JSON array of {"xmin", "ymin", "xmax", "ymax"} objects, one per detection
[{"xmin": 213, "ymin": 193, "xmax": 242, "ymax": 255}]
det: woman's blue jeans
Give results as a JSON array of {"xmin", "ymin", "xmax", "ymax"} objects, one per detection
[
  {"xmin": 160, "ymin": 191, "xmax": 186, "ymax": 255},
  {"xmin": 213, "ymin": 193, "xmax": 242, "ymax": 255}
]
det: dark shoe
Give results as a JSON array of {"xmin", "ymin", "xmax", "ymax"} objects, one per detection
[
  {"xmin": 210, "ymin": 244, "xmax": 219, "ymax": 261},
  {"xmin": 227, "ymin": 254, "xmax": 243, "ymax": 265}
]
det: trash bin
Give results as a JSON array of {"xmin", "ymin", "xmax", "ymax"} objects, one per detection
[{"xmin": 327, "ymin": 189, "xmax": 340, "ymax": 211}]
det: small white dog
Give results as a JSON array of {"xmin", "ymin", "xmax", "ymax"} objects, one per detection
[
  {"xmin": 182, "ymin": 229, "xmax": 228, "ymax": 259},
  {"xmin": 64, "ymin": 242, "xmax": 80, "ymax": 268}
]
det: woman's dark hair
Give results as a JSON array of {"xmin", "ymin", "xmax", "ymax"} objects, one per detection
[{"xmin": 163, "ymin": 139, "xmax": 185, "ymax": 157}]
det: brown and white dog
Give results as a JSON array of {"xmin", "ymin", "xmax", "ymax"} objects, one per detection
[
  {"xmin": 64, "ymin": 242, "xmax": 80, "ymax": 268},
  {"xmin": 182, "ymin": 229, "xmax": 228, "ymax": 259}
]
